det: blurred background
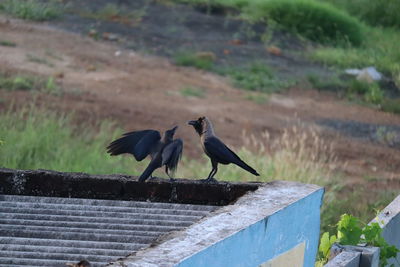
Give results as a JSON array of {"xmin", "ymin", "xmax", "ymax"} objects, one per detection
[{"xmin": 0, "ymin": 0, "xmax": 399, "ymax": 244}]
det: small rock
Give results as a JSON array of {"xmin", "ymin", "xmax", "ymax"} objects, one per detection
[
  {"xmin": 102, "ymin": 32, "xmax": 119, "ymax": 41},
  {"xmin": 229, "ymin": 39, "xmax": 243, "ymax": 45},
  {"xmin": 345, "ymin": 68, "xmax": 361, "ymax": 76},
  {"xmin": 345, "ymin": 66, "xmax": 382, "ymax": 83},
  {"xmin": 357, "ymin": 71, "xmax": 374, "ymax": 83},
  {"xmin": 88, "ymin": 29, "xmax": 98, "ymax": 38},
  {"xmin": 53, "ymin": 71, "xmax": 64, "ymax": 79},
  {"xmin": 86, "ymin": 65, "xmax": 96, "ymax": 72},
  {"xmin": 115, "ymin": 50, "xmax": 122, "ymax": 57},
  {"xmin": 266, "ymin": 45, "xmax": 282, "ymax": 56}
]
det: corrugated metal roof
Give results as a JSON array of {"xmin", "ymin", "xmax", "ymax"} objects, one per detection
[{"xmin": 0, "ymin": 194, "xmax": 217, "ymax": 267}]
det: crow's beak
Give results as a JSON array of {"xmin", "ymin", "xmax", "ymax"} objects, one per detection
[
  {"xmin": 171, "ymin": 125, "xmax": 178, "ymax": 132},
  {"xmin": 187, "ymin": 120, "xmax": 196, "ymax": 126}
]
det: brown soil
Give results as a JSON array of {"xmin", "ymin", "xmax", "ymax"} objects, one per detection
[{"xmin": 1, "ymin": 17, "xmax": 400, "ymax": 188}]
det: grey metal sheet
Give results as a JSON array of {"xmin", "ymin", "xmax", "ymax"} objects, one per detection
[{"xmin": 0, "ymin": 194, "xmax": 217, "ymax": 267}]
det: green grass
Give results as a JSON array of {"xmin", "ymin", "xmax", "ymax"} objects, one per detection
[
  {"xmin": 381, "ymin": 99, "xmax": 400, "ymax": 115},
  {"xmin": 307, "ymin": 74, "xmax": 348, "ymax": 92},
  {"xmin": 0, "ymin": 0, "xmax": 64, "ymax": 21},
  {"xmin": 310, "ymin": 27, "xmax": 400, "ymax": 80},
  {"xmin": 0, "ymin": 40, "xmax": 17, "ymax": 47},
  {"xmin": 0, "ymin": 73, "xmax": 61, "ymax": 95},
  {"xmin": 220, "ymin": 62, "xmax": 293, "ymax": 93},
  {"xmin": 174, "ymin": 52, "xmax": 215, "ymax": 70},
  {"xmin": 308, "ymin": 74, "xmax": 387, "ymax": 107},
  {"xmin": 0, "ymin": 74, "xmax": 36, "ymax": 91},
  {"xmin": 26, "ymin": 54, "xmax": 54, "ymax": 67},
  {"xmin": 245, "ymin": 93, "xmax": 269, "ymax": 104},
  {"xmin": 0, "ymin": 106, "xmax": 135, "ymax": 174},
  {"xmin": 79, "ymin": 3, "xmax": 147, "ymax": 23},
  {"xmin": 180, "ymin": 86, "xmax": 206, "ymax": 98}
]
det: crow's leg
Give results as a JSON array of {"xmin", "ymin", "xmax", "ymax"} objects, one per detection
[
  {"xmin": 166, "ymin": 166, "xmax": 176, "ymax": 182},
  {"xmin": 203, "ymin": 160, "xmax": 218, "ymax": 183}
]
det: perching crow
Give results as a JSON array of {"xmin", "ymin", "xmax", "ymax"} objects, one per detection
[
  {"xmin": 188, "ymin": 117, "xmax": 259, "ymax": 182},
  {"xmin": 107, "ymin": 126, "xmax": 183, "ymax": 182}
]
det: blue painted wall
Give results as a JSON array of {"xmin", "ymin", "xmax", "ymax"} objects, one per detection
[{"xmin": 176, "ymin": 188, "xmax": 324, "ymax": 267}]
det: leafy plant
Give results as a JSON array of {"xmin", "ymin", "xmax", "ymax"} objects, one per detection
[
  {"xmin": 318, "ymin": 214, "xmax": 400, "ymax": 266},
  {"xmin": 318, "ymin": 232, "xmax": 337, "ymax": 265},
  {"xmin": 337, "ymin": 214, "xmax": 363, "ymax": 245}
]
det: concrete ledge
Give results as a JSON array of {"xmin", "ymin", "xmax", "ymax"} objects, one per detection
[
  {"xmin": 108, "ymin": 181, "xmax": 324, "ymax": 267},
  {"xmin": 373, "ymin": 195, "xmax": 400, "ymax": 266},
  {"xmin": 329, "ymin": 244, "xmax": 380, "ymax": 267},
  {"xmin": 0, "ymin": 168, "xmax": 259, "ymax": 205},
  {"xmin": 325, "ymin": 251, "xmax": 360, "ymax": 267}
]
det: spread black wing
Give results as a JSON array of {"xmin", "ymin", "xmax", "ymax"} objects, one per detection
[
  {"xmin": 162, "ymin": 139, "xmax": 183, "ymax": 173},
  {"xmin": 204, "ymin": 136, "xmax": 259, "ymax": 176},
  {"xmin": 106, "ymin": 130, "xmax": 161, "ymax": 161}
]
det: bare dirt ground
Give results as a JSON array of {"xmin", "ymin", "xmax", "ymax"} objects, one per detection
[{"xmin": 1, "ymin": 17, "xmax": 400, "ymax": 191}]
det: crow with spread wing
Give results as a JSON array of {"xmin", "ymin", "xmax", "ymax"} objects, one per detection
[{"xmin": 107, "ymin": 126, "xmax": 183, "ymax": 182}]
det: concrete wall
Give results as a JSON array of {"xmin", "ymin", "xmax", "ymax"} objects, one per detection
[
  {"xmin": 175, "ymin": 185, "xmax": 324, "ymax": 267},
  {"xmin": 376, "ymin": 195, "xmax": 400, "ymax": 267},
  {"xmin": 111, "ymin": 181, "xmax": 324, "ymax": 267}
]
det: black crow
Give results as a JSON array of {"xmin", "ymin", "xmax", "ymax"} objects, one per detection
[
  {"xmin": 188, "ymin": 117, "xmax": 259, "ymax": 182},
  {"xmin": 107, "ymin": 126, "xmax": 183, "ymax": 182}
]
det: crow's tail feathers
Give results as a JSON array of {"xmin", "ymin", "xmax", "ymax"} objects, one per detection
[
  {"xmin": 138, "ymin": 160, "xmax": 159, "ymax": 182},
  {"xmin": 235, "ymin": 159, "xmax": 260, "ymax": 176}
]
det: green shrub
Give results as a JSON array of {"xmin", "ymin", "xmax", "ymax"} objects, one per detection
[
  {"xmin": 363, "ymin": 83, "xmax": 384, "ymax": 105},
  {"xmin": 244, "ymin": 0, "xmax": 364, "ymax": 46},
  {"xmin": 174, "ymin": 52, "xmax": 214, "ymax": 70},
  {"xmin": 381, "ymin": 99, "xmax": 400, "ymax": 115},
  {"xmin": 322, "ymin": 0, "xmax": 400, "ymax": 28},
  {"xmin": 0, "ymin": 75, "xmax": 34, "ymax": 91},
  {"xmin": 346, "ymin": 80, "xmax": 384, "ymax": 105},
  {"xmin": 307, "ymin": 74, "xmax": 347, "ymax": 91},
  {"xmin": 0, "ymin": 0, "xmax": 64, "ymax": 21}
]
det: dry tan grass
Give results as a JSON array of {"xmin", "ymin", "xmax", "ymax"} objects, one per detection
[{"xmin": 177, "ymin": 126, "xmax": 338, "ymax": 185}]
